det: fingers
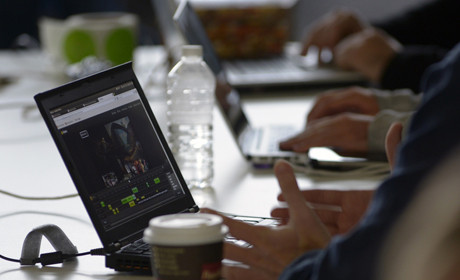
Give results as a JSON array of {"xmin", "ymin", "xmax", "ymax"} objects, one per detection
[
  {"xmin": 279, "ymin": 114, "xmax": 372, "ymax": 153},
  {"xmin": 274, "ymin": 160, "xmax": 331, "ymax": 248},
  {"xmin": 278, "ymin": 189, "xmax": 343, "ymax": 205},
  {"xmin": 223, "ymin": 262, "xmax": 278, "ymax": 280},
  {"xmin": 271, "ymin": 206, "xmax": 340, "ymax": 224},
  {"xmin": 307, "ymin": 87, "xmax": 379, "ymax": 122},
  {"xmin": 301, "ymin": 8, "xmax": 364, "ymax": 56},
  {"xmin": 270, "ymin": 207, "xmax": 289, "ymax": 223},
  {"xmin": 224, "ymin": 243, "xmax": 284, "ymax": 275},
  {"xmin": 278, "ymin": 131, "xmax": 311, "ymax": 152},
  {"xmin": 301, "ymin": 24, "xmax": 330, "ymax": 56},
  {"xmin": 307, "ymin": 89, "xmax": 343, "ymax": 121},
  {"xmin": 334, "ymin": 28, "xmax": 401, "ymax": 83},
  {"xmin": 202, "ymin": 208, "xmax": 281, "ymax": 253},
  {"xmin": 271, "ymin": 206, "xmax": 340, "ymax": 235},
  {"xmin": 273, "ymin": 161, "xmax": 311, "ymax": 217},
  {"xmin": 385, "ymin": 122, "xmax": 403, "ymax": 170},
  {"xmin": 279, "ymin": 117, "xmax": 337, "ymax": 152},
  {"xmin": 313, "ymin": 209, "xmax": 341, "ymax": 227}
]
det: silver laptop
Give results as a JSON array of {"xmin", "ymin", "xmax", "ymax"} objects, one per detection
[
  {"xmin": 165, "ymin": 0, "xmax": 365, "ymax": 90},
  {"xmin": 222, "ymin": 51, "xmax": 366, "ymax": 89}
]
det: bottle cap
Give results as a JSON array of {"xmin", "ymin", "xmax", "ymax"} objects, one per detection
[{"xmin": 182, "ymin": 45, "xmax": 203, "ymax": 58}]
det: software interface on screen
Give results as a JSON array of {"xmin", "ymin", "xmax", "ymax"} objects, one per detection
[{"xmin": 50, "ymin": 82, "xmax": 186, "ymax": 231}]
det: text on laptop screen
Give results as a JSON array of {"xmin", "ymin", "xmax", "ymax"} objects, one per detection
[{"xmin": 50, "ymin": 81, "xmax": 187, "ymax": 232}]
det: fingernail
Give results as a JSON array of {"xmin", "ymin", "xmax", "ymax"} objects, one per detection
[{"xmin": 275, "ymin": 160, "xmax": 291, "ymax": 172}]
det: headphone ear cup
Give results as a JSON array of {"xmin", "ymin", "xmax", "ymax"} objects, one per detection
[{"xmin": 20, "ymin": 224, "xmax": 78, "ymax": 265}]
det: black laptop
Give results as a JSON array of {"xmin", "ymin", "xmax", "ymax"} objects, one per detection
[{"xmin": 34, "ymin": 62, "xmax": 199, "ymax": 272}]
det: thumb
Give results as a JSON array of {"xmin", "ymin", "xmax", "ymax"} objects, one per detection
[{"xmin": 385, "ymin": 122, "xmax": 403, "ymax": 170}]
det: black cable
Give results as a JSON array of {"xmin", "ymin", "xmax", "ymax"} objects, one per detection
[
  {"xmin": 0, "ymin": 254, "xmax": 20, "ymax": 263},
  {"xmin": 73, "ymin": 251, "xmax": 91, "ymax": 257},
  {"xmin": 35, "ymin": 248, "xmax": 107, "ymax": 266},
  {"xmin": 65, "ymin": 248, "xmax": 107, "ymax": 258},
  {"xmin": 0, "ymin": 248, "xmax": 107, "ymax": 266},
  {"xmin": 0, "ymin": 189, "xmax": 79, "ymax": 200}
]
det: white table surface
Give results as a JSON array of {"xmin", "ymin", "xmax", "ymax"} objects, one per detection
[{"xmin": 0, "ymin": 47, "xmax": 384, "ymax": 279}]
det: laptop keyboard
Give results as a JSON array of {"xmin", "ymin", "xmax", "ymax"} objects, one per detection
[
  {"xmin": 254, "ymin": 126, "xmax": 296, "ymax": 153},
  {"xmin": 120, "ymin": 215, "xmax": 280, "ymax": 253},
  {"xmin": 225, "ymin": 57, "xmax": 303, "ymax": 74},
  {"xmin": 120, "ymin": 239, "xmax": 151, "ymax": 255}
]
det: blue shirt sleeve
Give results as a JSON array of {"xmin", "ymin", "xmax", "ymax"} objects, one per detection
[{"xmin": 280, "ymin": 41, "xmax": 460, "ymax": 280}]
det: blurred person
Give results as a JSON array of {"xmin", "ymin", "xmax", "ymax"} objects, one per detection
[
  {"xmin": 302, "ymin": 0, "xmax": 460, "ymax": 92},
  {"xmin": 279, "ymin": 0, "xmax": 460, "ymax": 158},
  {"xmin": 380, "ymin": 144, "xmax": 460, "ymax": 280},
  {"xmin": 203, "ymin": 41, "xmax": 460, "ymax": 280}
]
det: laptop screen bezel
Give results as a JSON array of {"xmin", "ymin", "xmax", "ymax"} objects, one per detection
[{"xmin": 34, "ymin": 62, "xmax": 198, "ymax": 249}]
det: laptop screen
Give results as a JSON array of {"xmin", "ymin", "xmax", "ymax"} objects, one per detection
[
  {"xmin": 151, "ymin": 0, "xmax": 186, "ymax": 64},
  {"xmin": 35, "ymin": 63, "xmax": 197, "ymax": 248}
]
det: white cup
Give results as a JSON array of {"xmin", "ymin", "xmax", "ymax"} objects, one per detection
[{"xmin": 144, "ymin": 213, "xmax": 228, "ymax": 280}]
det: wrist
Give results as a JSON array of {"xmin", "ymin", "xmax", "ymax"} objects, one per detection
[{"xmin": 370, "ymin": 50, "xmax": 399, "ymax": 83}]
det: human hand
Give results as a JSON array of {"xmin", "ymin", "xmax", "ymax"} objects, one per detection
[
  {"xmin": 307, "ymin": 86, "xmax": 380, "ymax": 122},
  {"xmin": 334, "ymin": 28, "xmax": 402, "ymax": 83},
  {"xmin": 385, "ymin": 122, "xmax": 403, "ymax": 170},
  {"xmin": 279, "ymin": 113, "xmax": 374, "ymax": 154},
  {"xmin": 301, "ymin": 8, "xmax": 367, "ymax": 56},
  {"xmin": 271, "ymin": 189, "xmax": 374, "ymax": 235},
  {"xmin": 202, "ymin": 160, "xmax": 330, "ymax": 280}
]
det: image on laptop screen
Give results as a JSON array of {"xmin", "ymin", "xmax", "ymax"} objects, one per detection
[{"xmin": 48, "ymin": 80, "xmax": 189, "ymax": 233}]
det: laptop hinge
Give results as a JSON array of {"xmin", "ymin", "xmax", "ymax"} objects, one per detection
[
  {"xmin": 182, "ymin": 205, "xmax": 199, "ymax": 213},
  {"xmin": 106, "ymin": 242, "xmax": 123, "ymax": 253}
]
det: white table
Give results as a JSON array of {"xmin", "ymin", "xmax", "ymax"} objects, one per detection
[{"xmin": 0, "ymin": 47, "xmax": 382, "ymax": 279}]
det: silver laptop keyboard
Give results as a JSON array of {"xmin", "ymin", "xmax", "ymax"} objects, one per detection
[
  {"xmin": 255, "ymin": 126, "xmax": 297, "ymax": 152},
  {"xmin": 225, "ymin": 57, "xmax": 302, "ymax": 74}
]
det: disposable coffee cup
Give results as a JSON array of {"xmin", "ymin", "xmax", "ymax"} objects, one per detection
[{"xmin": 144, "ymin": 213, "xmax": 228, "ymax": 280}]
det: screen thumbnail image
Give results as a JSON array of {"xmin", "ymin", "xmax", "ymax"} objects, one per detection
[{"xmin": 93, "ymin": 116, "xmax": 150, "ymax": 188}]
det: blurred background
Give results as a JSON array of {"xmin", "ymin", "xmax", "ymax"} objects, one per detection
[
  {"xmin": 291, "ymin": 0, "xmax": 422, "ymax": 41},
  {"xmin": 1, "ymin": 0, "xmax": 423, "ymax": 50}
]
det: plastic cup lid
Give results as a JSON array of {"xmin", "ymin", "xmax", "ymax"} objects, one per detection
[{"xmin": 143, "ymin": 213, "xmax": 228, "ymax": 246}]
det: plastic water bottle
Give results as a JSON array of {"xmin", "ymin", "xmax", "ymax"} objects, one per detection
[{"xmin": 167, "ymin": 45, "xmax": 216, "ymax": 189}]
